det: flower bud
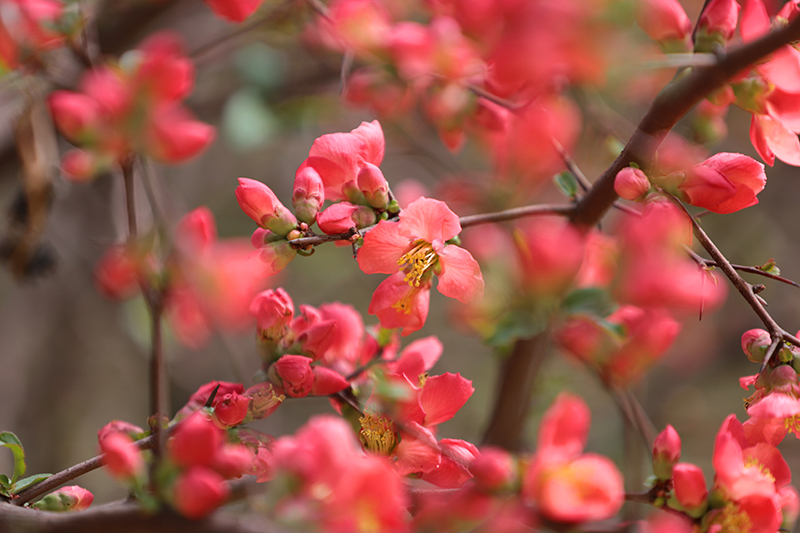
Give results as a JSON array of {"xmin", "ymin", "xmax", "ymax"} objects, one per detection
[
  {"xmin": 173, "ymin": 466, "xmax": 230, "ymax": 519},
  {"xmin": 310, "ymin": 366, "xmax": 349, "ymax": 395},
  {"xmin": 48, "ymin": 91, "xmax": 99, "ymax": 143},
  {"xmin": 94, "ymin": 245, "xmax": 141, "ymax": 300},
  {"xmin": 170, "ymin": 412, "xmax": 224, "ymax": 467},
  {"xmin": 256, "ymin": 240, "xmax": 297, "ymax": 275},
  {"xmin": 32, "ymin": 486, "xmax": 94, "ymax": 512},
  {"xmin": 236, "ymin": 178, "xmax": 298, "ymax": 235},
  {"xmin": 212, "ymin": 392, "xmax": 249, "ymax": 428},
  {"xmin": 148, "ymin": 105, "xmax": 216, "ymax": 164},
  {"xmin": 100, "ymin": 431, "xmax": 144, "ymax": 480},
  {"xmin": 636, "ymin": 0, "xmax": 692, "ymax": 51},
  {"xmin": 210, "ymin": 444, "xmax": 254, "ymax": 478},
  {"xmin": 652, "ymin": 424, "xmax": 681, "ymax": 480},
  {"xmin": 695, "ymin": 0, "xmax": 739, "ymax": 52},
  {"xmin": 470, "ymin": 447, "xmax": 518, "ymax": 493},
  {"xmin": 250, "ymin": 288, "xmax": 294, "ymax": 342},
  {"xmin": 742, "ymin": 329, "xmax": 772, "ymax": 363},
  {"xmin": 358, "ymin": 163, "xmax": 390, "ymax": 208},
  {"xmin": 614, "ymin": 167, "xmax": 650, "ymax": 201},
  {"xmin": 671, "ymin": 463, "xmax": 708, "ymax": 517},
  {"xmin": 292, "ymin": 167, "xmax": 325, "ymax": 225},
  {"xmin": 61, "ymin": 149, "xmax": 100, "ymax": 182},
  {"xmin": 269, "ymin": 354, "xmax": 315, "ymax": 398}
]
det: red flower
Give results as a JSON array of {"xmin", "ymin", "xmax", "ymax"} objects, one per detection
[{"xmin": 358, "ymin": 197, "xmax": 483, "ymax": 334}]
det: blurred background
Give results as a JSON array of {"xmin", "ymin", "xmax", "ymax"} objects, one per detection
[{"xmin": 0, "ymin": 0, "xmax": 799, "ymax": 518}]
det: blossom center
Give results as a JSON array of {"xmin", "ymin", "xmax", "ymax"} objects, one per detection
[
  {"xmin": 398, "ymin": 241, "xmax": 438, "ymax": 287},
  {"xmin": 359, "ymin": 413, "xmax": 397, "ymax": 455},
  {"xmin": 715, "ymin": 502, "xmax": 752, "ymax": 533},
  {"xmin": 785, "ymin": 414, "xmax": 800, "ymax": 436}
]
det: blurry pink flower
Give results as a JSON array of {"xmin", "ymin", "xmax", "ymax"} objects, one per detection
[
  {"xmin": 469, "ymin": 447, "xmax": 518, "ymax": 493},
  {"xmin": 314, "ymin": 0, "xmax": 392, "ymax": 56},
  {"xmin": 514, "ymin": 217, "xmax": 586, "ymax": 297},
  {"xmin": 636, "ymin": 0, "xmax": 692, "ymax": 44},
  {"xmin": 100, "ymin": 432, "xmax": 144, "ymax": 480},
  {"xmin": 146, "ymin": 104, "xmax": 216, "ymax": 164},
  {"xmin": 204, "ymin": 0, "xmax": 264, "ymax": 22},
  {"xmin": 170, "ymin": 412, "xmax": 224, "ymax": 467},
  {"xmin": 173, "ymin": 466, "xmax": 230, "ymax": 520},
  {"xmin": 94, "ymin": 245, "xmax": 143, "ymax": 300}
]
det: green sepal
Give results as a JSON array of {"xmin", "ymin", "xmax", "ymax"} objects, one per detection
[
  {"xmin": 12, "ymin": 473, "xmax": 51, "ymax": 493},
  {"xmin": 554, "ymin": 171, "xmax": 579, "ymax": 199},
  {"xmin": 0, "ymin": 431, "xmax": 26, "ymax": 484},
  {"xmin": 758, "ymin": 258, "xmax": 781, "ymax": 276}
]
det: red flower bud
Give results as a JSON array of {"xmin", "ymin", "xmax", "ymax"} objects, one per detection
[
  {"xmin": 672, "ymin": 462, "xmax": 708, "ymax": 517},
  {"xmin": 212, "ymin": 392, "xmax": 249, "ymax": 428},
  {"xmin": 32, "ymin": 485, "xmax": 94, "ymax": 512},
  {"xmin": 653, "ymin": 424, "xmax": 681, "ymax": 480},
  {"xmin": 310, "ymin": 366, "xmax": 349, "ymax": 395},
  {"xmin": 48, "ymin": 91, "xmax": 99, "ymax": 143},
  {"xmin": 741, "ymin": 328, "xmax": 772, "ymax": 363},
  {"xmin": 250, "ymin": 288, "xmax": 294, "ymax": 341},
  {"xmin": 173, "ymin": 466, "xmax": 230, "ymax": 519},
  {"xmin": 100, "ymin": 432, "xmax": 144, "ymax": 480},
  {"xmin": 236, "ymin": 178, "xmax": 297, "ymax": 235},
  {"xmin": 292, "ymin": 167, "xmax": 325, "ymax": 225},
  {"xmin": 269, "ymin": 355, "xmax": 315, "ymax": 398},
  {"xmin": 470, "ymin": 447, "xmax": 518, "ymax": 493},
  {"xmin": 614, "ymin": 167, "xmax": 650, "ymax": 201},
  {"xmin": 170, "ymin": 412, "xmax": 224, "ymax": 467},
  {"xmin": 358, "ymin": 163, "xmax": 390, "ymax": 208}
]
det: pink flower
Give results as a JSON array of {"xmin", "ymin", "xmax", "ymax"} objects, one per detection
[
  {"xmin": 297, "ymin": 120, "xmax": 385, "ymax": 201},
  {"xmin": 173, "ymin": 466, "xmax": 230, "ymax": 520},
  {"xmin": 367, "ymin": 272, "xmax": 431, "ymax": 336},
  {"xmin": 212, "ymin": 392, "xmax": 249, "ymax": 428},
  {"xmin": 170, "ymin": 412, "xmax": 224, "ymax": 467},
  {"xmin": 292, "ymin": 166, "xmax": 325, "ymax": 224},
  {"xmin": 678, "ymin": 153, "xmax": 766, "ymax": 214},
  {"xmin": 235, "ymin": 178, "xmax": 297, "ymax": 235},
  {"xmin": 469, "ymin": 447, "xmax": 518, "ymax": 493},
  {"xmin": 358, "ymin": 197, "xmax": 483, "ymax": 333},
  {"xmin": 204, "ymin": 0, "xmax": 264, "ymax": 22},
  {"xmin": 250, "ymin": 288, "xmax": 294, "ymax": 341},
  {"xmin": 269, "ymin": 354, "xmax": 315, "ymax": 398},
  {"xmin": 697, "ymin": 0, "xmax": 740, "ymax": 42},
  {"xmin": 514, "ymin": 217, "xmax": 586, "ymax": 297},
  {"xmin": 636, "ymin": 0, "xmax": 692, "ymax": 45},
  {"xmin": 523, "ymin": 394, "xmax": 624, "ymax": 523},
  {"xmin": 99, "ymin": 432, "xmax": 144, "ymax": 480}
]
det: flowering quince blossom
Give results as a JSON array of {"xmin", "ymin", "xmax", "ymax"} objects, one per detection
[
  {"xmin": 269, "ymin": 415, "xmax": 408, "ymax": 532},
  {"xmin": 47, "ymin": 31, "xmax": 215, "ymax": 181},
  {"xmin": 357, "ymin": 196, "xmax": 483, "ymax": 335},
  {"xmin": 203, "ymin": 0, "xmax": 264, "ymax": 23},
  {"xmin": 30, "ymin": 485, "xmax": 94, "ymax": 512},
  {"xmin": 522, "ymin": 393, "xmax": 624, "ymax": 522}
]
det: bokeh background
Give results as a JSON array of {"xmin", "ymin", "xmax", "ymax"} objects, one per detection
[{"xmin": 0, "ymin": 0, "xmax": 799, "ymax": 522}]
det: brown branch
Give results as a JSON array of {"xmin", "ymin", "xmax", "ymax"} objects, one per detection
[
  {"xmin": 1, "ymin": 500, "xmax": 289, "ymax": 533},
  {"xmin": 685, "ymin": 248, "xmax": 800, "ymax": 289},
  {"xmin": 571, "ymin": 15, "xmax": 800, "ymax": 228},
  {"xmin": 481, "ymin": 333, "xmax": 550, "ymax": 451},
  {"xmin": 12, "ymin": 432, "xmax": 166, "ymax": 506}
]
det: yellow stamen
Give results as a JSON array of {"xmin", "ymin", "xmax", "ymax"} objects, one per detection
[
  {"xmin": 743, "ymin": 457, "xmax": 775, "ymax": 482},
  {"xmin": 397, "ymin": 241, "xmax": 438, "ymax": 287},
  {"xmin": 785, "ymin": 415, "xmax": 800, "ymax": 435},
  {"xmin": 359, "ymin": 413, "xmax": 397, "ymax": 455},
  {"xmin": 418, "ymin": 372, "xmax": 429, "ymax": 388},
  {"xmin": 715, "ymin": 502, "xmax": 752, "ymax": 533}
]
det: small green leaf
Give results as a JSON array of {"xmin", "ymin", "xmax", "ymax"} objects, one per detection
[
  {"xmin": 758, "ymin": 258, "xmax": 781, "ymax": 276},
  {"xmin": 0, "ymin": 473, "xmax": 11, "ymax": 489},
  {"xmin": 554, "ymin": 171, "xmax": 579, "ymax": 198},
  {"xmin": 0, "ymin": 431, "xmax": 26, "ymax": 484},
  {"xmin": 486, "ymin": 311, "xmax": 547, "ymax": 348},
  {"xmin": 12, "ymin": 473, "xmax": 51, "ymax": 493},
  {"xmin": 561, "ymin": 288, "xmax": 617, "ymax": 317}
]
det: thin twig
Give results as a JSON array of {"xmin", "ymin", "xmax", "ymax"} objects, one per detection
[
  {"xmin": 121, "ymin": 158, "xmax": 136, "ymax": 240},
  {"xmin": 685, "ymin": 248, "xmax": 800, "ymax": 289},
  {"xmin": 12, "ymin": 432, "xmax": 165, "ymax": 506}
]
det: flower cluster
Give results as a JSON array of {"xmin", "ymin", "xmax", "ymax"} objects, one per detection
[
  {"xmin": 94, "ymin": 207, "xmax": 269, "ymax": 347},
  {"xmin": 48, "ymin": 31, "xmax": 215, "ymax": 181},
  {"xmin": 0, "ymin": 0, "xmax": 78, "ymax": 74},
  {"xmin": 649, "ymin": 417, "xmax": 798, "ymax": 532}
]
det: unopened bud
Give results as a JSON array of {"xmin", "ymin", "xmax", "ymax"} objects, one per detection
[
  {"xmin": 614, "ymin": 167, "xmax": 650, "ymax": 200},
  {"xmin": 358, "ymin": 163, "xmax": 390, "ymax": 208},
  {"xmin": 741, "ymin": 329, "xmax": 771, "ymax": 363},
  {"xmin": 269, "ymin": 354, "xmax": 315, "ymax": 398},
  {"xmin": 652, "ymin": 424, "xmax": 681, "ymax": 480},
  {"xmin": 695, "ymin": 0, "xmax": 739, "ymax": 52},
  {"xmin": 671, "ymin": 462, "xmax": 708, "ymax": 517},
  {"xmin": 32, "ymin": 486, "xmax": 94, "ymax": 512},
  {"xmin": 470, "ymin": 447, "xmax": 518, "ymax": 493},
  {"xmin": 292, "ymin": 167, "xmax": 325, "ymax": 225},
  {"xmin": 250, "ymin": 288, "xmax": 294, "ymax": 342}
]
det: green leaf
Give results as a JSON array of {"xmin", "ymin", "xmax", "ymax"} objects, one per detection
[
  {"xmin": 0, "ymin": 431, "xmax": 25, "ymax": 484},
  {"xmin": 12, "ymin": 473, "xmax": 51, "ymax": 493},
  {"xmin": 0, "ymin": 473, "xmax": 10, "ymax": 489},
  {"xmin": 234, "ymin": 43, "xmax": 287, "ymax": 92},
  {"xmin": 561, "ymin": 288, "xmax": 617, "ymax": 317},
  {"xmin": 554, "ymin": 171, "xmax": 579, "ymax": 198},
  {"xmin": 486, "ymin": 311, "xmax": 547, "ymax": 349},
  {"xmin": 758, "ymin": 258, "xmax": 781, "ymax": 276}
]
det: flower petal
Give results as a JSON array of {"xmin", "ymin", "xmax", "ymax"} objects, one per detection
[
  {"xmin": 399, "ymin": 197, "xmax": 461, "ymax": 243},
  {"xmin": 358, "ymin": 220, "xmax": 411, "ymax": 274},
  {"xmin": 421, "ymin": 373, "xmax": 474, "ymax": 427},
  {"xmin": 436, "ymin": 244, "xmax": 484, "ymax": 303}
]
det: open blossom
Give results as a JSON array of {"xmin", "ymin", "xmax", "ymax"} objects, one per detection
[
  {"xmin": 675, "ymin": 153, "xmax": 766, "ymax": 214},
  {"xmin": 523, "ymin": 393, "xmax": 624, "ymax": 522},
  {"xmin": 358, "ymin": 197, "xmax": 483, "ymax": 334}
]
